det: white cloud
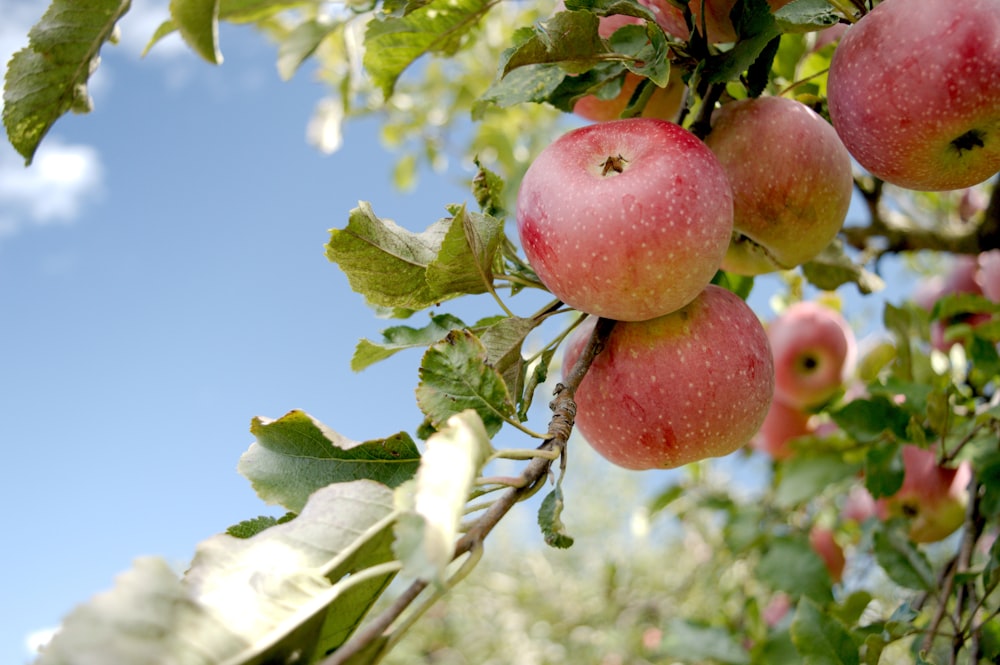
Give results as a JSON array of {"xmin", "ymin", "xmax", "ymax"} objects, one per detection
[{"xmin": 0, "ymin": 140, "xmax": 105, "ymax": 238}]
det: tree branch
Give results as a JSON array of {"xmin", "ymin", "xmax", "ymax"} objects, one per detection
[
  {"xmin": 321, "ymin": 316, "xmax": 616, "ymax": 665},
  {"xmin": 841, "ymin": 176, "xmax": 1000, "ymax": 257}
]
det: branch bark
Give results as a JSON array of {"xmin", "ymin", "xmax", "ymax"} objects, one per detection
[{"xmin": 321, "ymin": 316, "xmax": 616, "ymax": 665}]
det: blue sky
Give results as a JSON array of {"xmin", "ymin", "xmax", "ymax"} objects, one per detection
[{"xmin": 0, "ymin": 3, "xmax": 913, "ymax": 661}]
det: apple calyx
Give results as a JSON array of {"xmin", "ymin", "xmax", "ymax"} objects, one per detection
[
  {"xmin": 601, "ymin": 154, "xmax": 628, "ymax": 175},
  {"xmin": 951, "ymin": 129, "xmax": 987, "ymax": 156}
]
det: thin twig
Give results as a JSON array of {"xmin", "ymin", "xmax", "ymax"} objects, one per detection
[{"xmin": 320, "ymin": 317, "xmax": 616, "ymax": 665}]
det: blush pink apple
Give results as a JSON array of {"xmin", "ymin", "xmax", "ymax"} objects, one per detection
[
  {"xmin": 750, "ymin": 398, "xmax": 813, "ymax": 460},
  {"xmin": 978, "ymin": 249, "xmax": 1000, "ymax": 301},
  {"xmin": 768, "ymin": 301, "xmax": 856, "ymax": 409},
  {"xmin": 809, "ymin": 525, "xmax": 846, "ymax": 583},
  {"xmin": 876, "ymin": 445, "xmax": 972, "ymax": 543},
  {"xmin": 827, "ymin": 0, "xmax": 1000, "ymax": 191},
  {"xmin": 688, "ymin": 0, "xmax": 793, "ymax": 43},
  {"xmin": 516, "ymin": 118, "xmax": 733, "ymax": 321},
  {"xmin": 705, "ymin": 96, "xmax": 854, "ymax": 274},
  {"xmin": 563, "ymin": 285, "xmax": 774, "ymax": 470}
]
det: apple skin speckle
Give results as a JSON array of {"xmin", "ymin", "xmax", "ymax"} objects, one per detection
[{"xmin": 563, "ymin": 285, "xmax": 774, "ymax": 470}]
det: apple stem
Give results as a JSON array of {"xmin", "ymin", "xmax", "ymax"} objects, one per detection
[{"xmin": 689, "ymin": 83, "xmax": 725, "ymax": 140}]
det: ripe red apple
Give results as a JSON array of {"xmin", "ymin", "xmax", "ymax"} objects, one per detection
[
  {"xmin": 563, "ymin": 285, "xmax": 774, "ymax": 470},
  {"xmin": 516, "ymin": 118, "xmax": 733, "ymax": 321},
  {"xmin": 876, "ymin": 445, "xmax": 972, "ymax": 543},
  {"xmin": 768, "ymin": 301, "xmax": 856, "ymax": 409},
  {"xmin": 809, "ymin": 525, "xmax": 846, "ymax": 583},
  {"xmin": 827, "ymin": 0, "xmax": 1000, "ymax": 191},
  {"xmin": 705, "ymin": 96, "xmax": 854, "ymax": 274},
  {"xmin": 841, "ymin": 484, "xmax": 886, "ymax": 525}
]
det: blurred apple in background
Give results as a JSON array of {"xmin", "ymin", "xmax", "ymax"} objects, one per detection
[
  {"xmin": 877, "ymin": 445, "xmax": 973, "ymax": 543},
  {"xmin": 809, "ymin": 525, "xmax": 846, "ymax": 583},
  {"xmin": 768, "ymin": 301, "xmax": 856, "ymax": 409}
]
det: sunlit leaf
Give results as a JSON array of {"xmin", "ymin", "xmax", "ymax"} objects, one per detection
[
  {"xmin": 773, "ymin": 0, "xmax": 841, "ymax": 32},
  {"xmin": 326, "ymin": 202, "xmax": 450, "ymax": 310},
  {"xmin": 364, "ymin": 0, "xmax": 493, "ymax": 97},
  {"xmin": 393, "ymin": 411, "xmax": 492, "ymax": 581},
  {"xmin": 170, "ymin": 0, "xmax": 222, "ymax": 63},
  {"xmin": 538, "ymin": 487, "xmax": 575, "ymax": 549},
  {"xmin": 774, "ymin": 453, "xmax": 860, "ymax": 508},
  {"xmin": 801, "ymin": 240, "xmax": 886, "ymax": 295},
  {"xmin": 501, "ymin": 10, "xmax": 607, "ymax": 77},
  {"xmin": 239, "ymin": 409, "xmax": 421, "ymax": 512},
  {"xmin": 873, "ymin": 524, "xmax": 935, "ymax": 591},
  {"xmin": 757, "ymin": 536, "xmax": 834, "ymax": 602},
  {"xmin": 3, "ymin": 0, "xmax": 130, "ymax": 164},
  {"xmin": 425, "ymin": 205, "xmax": 504, "ymax": 298},
  {"xmin": 37, "ymin": 481, "xmax": 399, "ymax": 665}
]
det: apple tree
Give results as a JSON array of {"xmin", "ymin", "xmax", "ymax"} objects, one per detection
[{"xmin": 4, "ymin": 0, "xmax": 1000, "ymax": 662}]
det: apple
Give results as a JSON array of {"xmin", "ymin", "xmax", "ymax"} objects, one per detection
[
  {"xmin": 913, "ymin": 255, "xmax": 989, "ymax": 350},
  {"xmin": 841, "ymin": 484, "xmax": 885, "ymax": 525},
  {"xmin": 876, "ymin": 445, "xmax": 972, "ymax": 543},
  {"xmin": 573, "ymin": 69, "xmax": 686, "ymax": 123},
  {"xmin": 750, "ymin": 397, "xmax": 813, "ymax": 460},
  {"xmin": 688, "ymin": 0, "xmax": 793, "ymax": 44},
  {"xmin": 768, "ymin": 301, "xmax": 856, "ymax": 409},
  {"xmin": 563, "ymin": 285, "xmax": 774, "ymax": 470},
  {"xmin": 977, "ymin": 249, "xmax": 1000, "ymax": 301},
  {"xmin": 826, "ymin": 0, "xmax": 1000, "ymax": 191},
  {"xmin": 705, "ymin": 96, "xmax": 854, "ymax": 274},
  {"xmin": 809, "ymin": 525, "xmax": 845, "ymax": 583},
  {"xmin": 516, "ymin": 117, "xmax": 733, "ymax": 321}
]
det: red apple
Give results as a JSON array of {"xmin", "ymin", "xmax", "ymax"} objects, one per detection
[
  {"xmin": 809, "ymin": 525, "xmax": 846, "ymax": 583},
  {"xmin": 563, "ymin": 285, "xmax": 774, "ymax": 470},
  {"xmin": 750, "ymin": 397, "xmax": 813, "ymax": 460},
  {"xmin": 914, "ymin": 255, "xmax": 988, "ymax": 350},
  {"xmin": 516, "ymin": 118, "xmax": 733, "ymax": 321},
  {"xmin": 768, "ymin": 301, "xmax": 856, "ymax": 409},
  {"xmin": 689, "ymin": 0, "xmax": 793, "ymax": 43},
  {"xmin": 827, "ymin": 0, "xmax": 1000, "ymax": 191},
  {"xmin": 705, "ymin": 96, "xmax": 854, "ymax": 274},
  {"xmin": 559, "ymin": 0, "xmax": 688, "ymax": 123},
  {"xmin": 841, "ymin": 484, "xmax": 886, "ymax": 525},
  {"xmin": 573, "ymin": 69, "xmax": 686, "ymax": 123},
  {"xmin": 876, "ymin": 445, "xmax": 972, "ymax": 543}
]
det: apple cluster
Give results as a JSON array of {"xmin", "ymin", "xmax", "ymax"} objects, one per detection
[{"xmin": 515, "ymin": 0, "xmax": 999, "ymax": 472}]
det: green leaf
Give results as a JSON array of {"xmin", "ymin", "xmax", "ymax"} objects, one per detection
[
  {"xmin": 170, "ymin": 0, "xmax": 222, "ymax": 63},
  {"xmin": 239, "ymin": 410, "xmax": 421, "ymax": 513},
  {"xmin": 364, "ymin": 0, "xmax": 493, "ymax": 97},
  {"xmin": 472, "ymin": 156, "xmax": 505, "ymax": 217},
  {"xmin": 830, "ymin": 395, "xmax": 910, "ymax": 444},
  {"xmin": 659, "ymin": 619, "xmax": 750, "ymax": 664},
  {"xmin": 773, "ymin": 0, "xmax": 841, "ymax": 32},
  {"xmin": 930, "ymin": 292, "xmax": 1000, "ymax": 321},
  {"xmin": 801, "ymin": 240, "xmax": 886, "ymax": 295},
  {"xmin": 711, "ymin": 270, "xmax": 755, "ymax": 299},
  {"xmin": 226, "ymin": 513, "xmax": 295, "ymax": 538},
  {"xmin": 609, "ymin": 23, "xmax": 670, "ymax": 86},
  {"xmin": 863, "ymin": 442, "xmax": 904, "ymax": 499},
  {"xmin": 326, "ymin": 202, "xmax": 450, "ymax": 311},
  {"xmin": 774, "ymin": 453, "xmax": 861, "ymax": 508},
  {"xmin": 3, "ymin": 0, "xmax": 130, "ymax": 164},
  {"xmin": 790, "ymin": 597, "xmax": 860, "ymax": 665},
  {"xmin": 501, "ymin": 10, "xmax": 607, "ymax": 77},
  {"xmin": 479, "ymin": 315, "xmax": 539, "ymax": 399},
  {"xmin": 873, "ymin": 524, "xmax": 936, "ymax": 590},
  {"xmin": 474, "ymin": 63, "xmax": 568, "ymax": 115},
  {"xmin": 393, "ymin": 411, "xmax": 492, "ymax": 582},
  {"xmin": 416, "ymin": 330, "xmax": 516, "ymax": 436},
  {"xmin": 518, "ymin": 347, "xmax": 555, "ymax": 420},
  {"xmin": 426, "ymin": 205, "xmax": 504, "ymax": 298},
  {"xmin": 352, "ymin": 313, "xmax": 466, "ymax": 371},
  {"xmin": 757, "ymin": 536, "xmax": 834, "ymax": 603},
  {"xmin": 277, "ymin": 18, "xmax": 339, "ymax": 80},
  {"xmin": 538, "ymin": 487, "xmax": 575, "ymax": 549},
  {"xmin": 37, "ymin": 481, "xmax": 399, "ymax": 665}
]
